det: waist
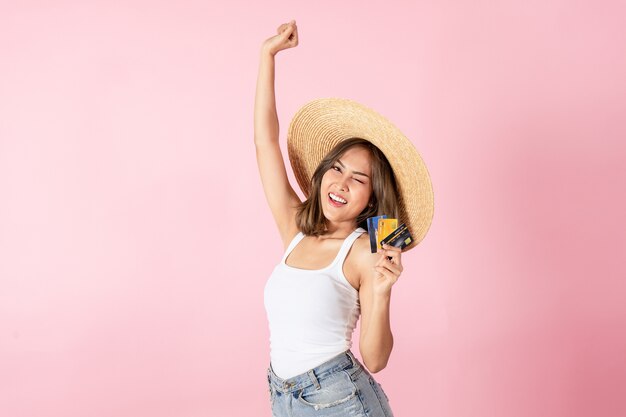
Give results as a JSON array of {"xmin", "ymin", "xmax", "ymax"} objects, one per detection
[{"xmin": 266, "ymin": 349, "xmax": 364, "ymax": 394}]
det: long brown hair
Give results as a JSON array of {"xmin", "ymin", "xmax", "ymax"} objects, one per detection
[{"xmin": 295, "ymin": 137, "xmax": 400, "ymax": 236}]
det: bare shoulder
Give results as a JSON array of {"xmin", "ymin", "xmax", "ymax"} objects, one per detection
[
  {"xmin": 355, "ymin": 232, "xmax": 378, "ymax": 259},
  {"xmin": 352, "ymin": 232, "xmax": 380, "ymax": 285}
]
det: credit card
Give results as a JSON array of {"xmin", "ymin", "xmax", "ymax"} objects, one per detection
[
  {"xmin": 366, "ymin": 215, "xmax": 387, "ymax": 253},
  {"xmin": 377, "ymin": 218, "xmax": 398, "ymax": 249},
  {"xmin": 380, "ymin": 223, "xmax": 413, "ymax": 250}
]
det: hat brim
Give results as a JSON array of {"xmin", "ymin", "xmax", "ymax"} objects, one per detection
[{"xmin": 287, "ymin": 97, "xmax": 434, "ymax": 252}]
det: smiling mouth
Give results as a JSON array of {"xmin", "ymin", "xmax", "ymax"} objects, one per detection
[{"xmin": 328, "ymin": 192, "xmax": 347, "ymax": 206}]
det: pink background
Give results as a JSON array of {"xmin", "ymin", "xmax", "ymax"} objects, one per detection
[{"xmin": 1, "ymin": 1, "xmax": 625, "ymax": 416}]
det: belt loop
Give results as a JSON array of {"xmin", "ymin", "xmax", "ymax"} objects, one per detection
[
  {"xmin": 308, "ymin": 369, "xmax": 321, "ymax": 390},
  {"xmin": 347, "ymin": 350, "xmax": 357, "ymax": 368}
]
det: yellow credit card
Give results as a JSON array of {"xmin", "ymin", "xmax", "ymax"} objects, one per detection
[{"xmin": 377, "ymin": 218, "xmax": 398, "ymax": 250}]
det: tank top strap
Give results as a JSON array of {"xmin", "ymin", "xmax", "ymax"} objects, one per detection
[
  {"xmin": 333, "ymin": 227, "xmax": 367, "ymax": 267},
  {"xmin": 281, "ymin": 231, "xmax": 305, "ymax": 263}
]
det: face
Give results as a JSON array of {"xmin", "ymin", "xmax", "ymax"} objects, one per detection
[{"xmin": 320, "ymin": 146, "xmax": 373, "ymax": 227}]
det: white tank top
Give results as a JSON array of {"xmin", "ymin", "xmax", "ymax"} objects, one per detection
[{"xmin": 263, "ymin": 227, "xmax": 367, "ymax": 379}]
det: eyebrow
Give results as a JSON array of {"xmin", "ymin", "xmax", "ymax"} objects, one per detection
[{"xmin": 337, "ymin": 159, "xmax": 370, "ymax": 178}]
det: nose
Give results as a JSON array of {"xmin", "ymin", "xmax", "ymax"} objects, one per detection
[{"xmin": 337, "ymin": 175, "xmax": 349, "ymax": 191}]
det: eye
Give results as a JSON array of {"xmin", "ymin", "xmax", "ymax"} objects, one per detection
[
  {"xmin": 354, "ymin": 178, "xmax": 364, "ymax": 184},
  {"xmin": 332, "ymin": 166, "xmax": 341, "ymax": 172}
]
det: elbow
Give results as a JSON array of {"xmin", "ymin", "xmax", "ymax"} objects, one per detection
[
  {"xmin": 367, "ymin": 364, "xmax": 381, "ymax": 373},
  {"xmin": 362, "ymin": 346, "xmax": 393, "ymax": 374},
  {"xmin": 364, "ymin": 359, "xmax": 388, "ymax": 374},
  {"xmin": 367, "ymin": 363, "xmax": 386, "ymax": 374},
  {"xmin": 360, "ymin": 337, "xmax": 393, "ymax": 373}
]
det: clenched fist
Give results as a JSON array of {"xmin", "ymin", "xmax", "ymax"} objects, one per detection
[{"xmin": 262, "ymin": 20, "xmax": 299, "ymax": 56}]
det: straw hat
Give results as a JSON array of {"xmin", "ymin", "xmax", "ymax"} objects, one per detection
[{"xmin": 287, "ymin": 97, "xmax": 435, "ymax": 252}]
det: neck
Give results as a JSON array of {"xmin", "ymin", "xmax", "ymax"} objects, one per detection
[{"xmin": 322, "ymin": 221, "xmax": 358, "ymax": 239}]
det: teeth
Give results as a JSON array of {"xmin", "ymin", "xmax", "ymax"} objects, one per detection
[{"xmin": 329, "ymin": 193, "xmax": 347, "ymax": 204}]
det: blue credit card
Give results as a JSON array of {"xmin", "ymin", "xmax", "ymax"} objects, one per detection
[{"xmin": 366, "ymin": 215, "xmax": 388, "ymax": 253}]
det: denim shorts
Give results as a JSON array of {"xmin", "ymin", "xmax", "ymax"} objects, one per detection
[{"xmin": 266, "ymin": 349, "xmax": 394, "ymax": 417}]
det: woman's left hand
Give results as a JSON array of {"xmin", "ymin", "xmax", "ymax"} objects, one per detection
[{"xmin": 373, "ymin": 243, "xmax": 403, "ymax": 296}]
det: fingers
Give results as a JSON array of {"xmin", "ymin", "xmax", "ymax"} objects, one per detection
[
  {"xmin": 283, "ymin": 23, "xmax": 298, "ymax": 44},
  {"xmin": 277, "ymin": 20, "xmax": 297, "ymax": 34},
  {"xmin": 378, "ymin": 257, "xmax": 402, "ymax": 274},
  {"xmin": 377, "ymin": 245, "xmax": 403, "ymax": 272},
  {"xmin": 378, "ymin": 244, "xmax": 402, "ymax": 263},
  {"xmin": 375, "ymin": 266, "xmax": 399, "ymax": 282},
  {"xmin": 374, "ymin": 264, "xmax": 400, "ymax": 283},
  {"xmin": 374, "ymin": 243, "xmax": 403, "ymax": 287},
  {"xmin": 382, "ymin": 243, "xmax": 401, "ymax": 253}
]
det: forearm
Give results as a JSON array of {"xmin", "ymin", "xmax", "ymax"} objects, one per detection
[
  {"xmin": 254, "ymin": 47, "xmax": 279, "ymax": 145},
  {"xmin": 360, "ymin": 293, "xmax": 394, "ymax": 372}
]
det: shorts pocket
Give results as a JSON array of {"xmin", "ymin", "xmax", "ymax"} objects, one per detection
[{"xmin": 296, "ymin": 370, "xmax": 358, "ymax": 410}]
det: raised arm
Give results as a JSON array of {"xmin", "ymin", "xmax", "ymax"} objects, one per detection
[{"xmin": 254, "ymin": 21, "xmax": 302, "ymax": 248}]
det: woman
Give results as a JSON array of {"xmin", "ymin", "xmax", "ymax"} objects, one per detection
[{"xmin": 255, "ymin": 20, "xmax": 434, "ymax": 417}]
